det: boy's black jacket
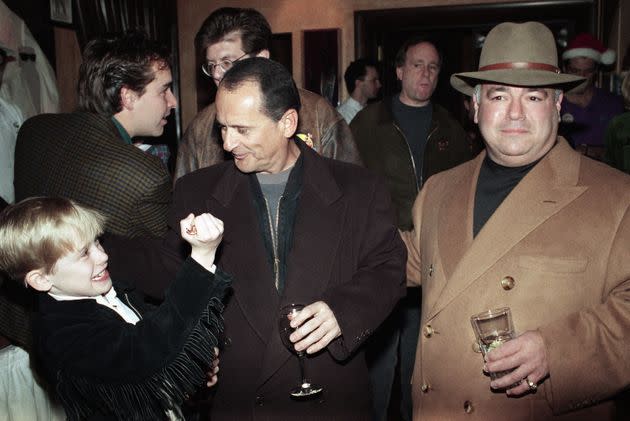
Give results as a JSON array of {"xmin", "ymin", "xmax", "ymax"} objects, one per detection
[{"xmin": 33, "ymin": 258, "xmax": 231, "ymax": 421}]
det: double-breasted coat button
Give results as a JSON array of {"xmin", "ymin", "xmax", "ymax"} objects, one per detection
[
  {"xmin": 423, "ymin": 324, "xmax": 435, "ymax": 338},
  {"xmin": 464, "ymin": 400, "xmax": 474, "ymax": 414},
  {"xmin": 255, "ymin": 396, "xmax": 264, "ymax": 406},
  {"xmin": 420, "ymin": 383, "xmax": 430, "ymax": 393},
  {"xmin": 224, "ymin": 337, "xmax": 232, "ymax": 347},
  {"xmin": 501, "ymin": 276, "xmax": 515, "ymax": 290}
]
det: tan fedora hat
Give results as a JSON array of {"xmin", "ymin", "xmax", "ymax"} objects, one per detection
[{"xmin": 451, "ymin": 21, "xmax": 585, "ymax": 96}]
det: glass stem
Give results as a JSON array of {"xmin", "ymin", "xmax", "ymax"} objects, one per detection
[{"xmin": 298, "ymin": 355, "xmax": 309, "ymax": 387}]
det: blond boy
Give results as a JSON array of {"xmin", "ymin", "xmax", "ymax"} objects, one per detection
[{"xmin": 0, "ymin": 197, "xmax": 230, "ymax": 420}]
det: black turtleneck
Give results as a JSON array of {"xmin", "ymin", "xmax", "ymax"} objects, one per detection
[{"xmin": 473, "ymin": 156, "xmax": 540, "ymax": 237}]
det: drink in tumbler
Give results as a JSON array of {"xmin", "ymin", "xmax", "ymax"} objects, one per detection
[
  {"xmin": 471, "ymin": 307, "xmax": 515, "ymax": 381},
  {"xmin": 479, "ymin": 330, "xmax": 514, "ymax": 379}
]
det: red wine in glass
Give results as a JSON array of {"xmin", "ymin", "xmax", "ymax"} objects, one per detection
[{"xmin": 278, "ymin": 303, "xmax": 324, "ymax": 398}]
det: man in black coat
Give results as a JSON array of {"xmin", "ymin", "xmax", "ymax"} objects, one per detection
[{"xmin": 108, "ymin": 57, "xmax": 406, "ymax": 420}]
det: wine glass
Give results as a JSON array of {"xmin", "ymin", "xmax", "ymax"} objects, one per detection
[{"xmin": 278, "ymin": 303, "xmax": 324, "ymax": 398}]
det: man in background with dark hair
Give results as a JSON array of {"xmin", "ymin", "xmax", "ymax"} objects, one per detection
[
  {"xmin": 337, "ymin": 58, "xmax": 381, "ymax": 124},
  {"xmin": 351, "ymin": 37, "xmax": 476, "ymax": 421},
  {"xmin": 174, "ymin": 7, "xmax": 361, "ymax": 181},
  {"xmin": 14, "ymin": 31, "xmax": 175, "ymax": 238}
]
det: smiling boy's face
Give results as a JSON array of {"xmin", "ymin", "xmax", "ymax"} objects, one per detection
[{"xmin": 43, "ymin": 236, "xmax": 112, "ymax": 297}]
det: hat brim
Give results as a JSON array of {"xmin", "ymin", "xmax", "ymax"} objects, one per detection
[{"xmin": 450, "ymin": 69, "xmax": 585, "ymax": 96}]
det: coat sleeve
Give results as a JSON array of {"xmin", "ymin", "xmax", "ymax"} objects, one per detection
[
  {"xmin": 174, "ymin": 105, "xmax": 225, "ymax": 182},
  {"xmin": 538, "ymin": 202, "xmax": 630, "ymax": 414},
  {"xmin": 321, "ymin": 175, "xmax": 406, "ymax": 360},
  {"xmin": 173, "ymin": 121, "xmax": 201, "ymax": 182},
  {"xmin": 128, "ymin": 167, "xmax": 172, "ymax": 238},
  {"xmin": 51, "ymin": 259, "xmax": 231, "ymax": 420},
  {"xmin": 315, "ymin": 96, "xmax": 363, "ymax": 166},
  {"xmin": 104, "ymin": 172, "xmax": 212, "ymax": 300},
  {"xmin": 401, "ymin": 177, "xmax": 432, "ymax": 287}
]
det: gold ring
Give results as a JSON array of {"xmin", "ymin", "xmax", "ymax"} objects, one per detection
[
  {"xmin": 526, "ymin": 378, "xmax": 537, "ymax": 391},
  {"xmin": 186, "ymin": 224, "xmax": 197, "ymax": 236}
]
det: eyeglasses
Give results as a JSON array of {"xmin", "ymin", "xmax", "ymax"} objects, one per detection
[
  {"xmin": 201, "ymin": 52, "xmax": 249, "ymax": 77},
  {"xmin": 360, "ymin": 77, "xmax": 380, "ymax": 83}
]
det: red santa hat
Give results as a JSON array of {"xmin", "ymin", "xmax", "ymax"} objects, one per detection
[{"xmin": 562, "ymin": 33, "xmax": 616, "ymax": 65}]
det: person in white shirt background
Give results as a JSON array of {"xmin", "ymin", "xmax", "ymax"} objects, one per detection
[{"xmin": 337, "ymin": 58, "xmax": 381, "ymax": 124}]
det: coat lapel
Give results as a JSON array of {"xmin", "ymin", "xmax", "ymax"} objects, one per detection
[
  {"xmin": 256, "ymin": 144, "xmax": 346, "ymax": 388},
  {"xmin": 436, "ymin": 155, "xmax": 481, "ymax": 280},
  {"xmin": 428, "ymin": 139, "xmax": 588, "ymax": 319},
  {"xmin": 210, "ymin": 166, "xmax": 279, "ymax": 344}
]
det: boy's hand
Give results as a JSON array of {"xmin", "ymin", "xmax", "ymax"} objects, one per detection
[{"xmin": 181, "ymin": 213, "xmax": 224, "ymax": 271}]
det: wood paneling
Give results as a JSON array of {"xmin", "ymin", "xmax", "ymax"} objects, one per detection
[{"xmin": 54, "ymin": 27, "xmax": 81, "ymax": 113}]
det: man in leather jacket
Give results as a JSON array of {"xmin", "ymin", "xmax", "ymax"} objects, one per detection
[{"xmin": 174, "ymin": 7, "xmax": 361, "ymax": 182}]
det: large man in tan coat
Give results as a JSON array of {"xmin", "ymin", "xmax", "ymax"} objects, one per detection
[{"xmin": 403, "ymin": 22, "xmax": 630, "ymax": 420}]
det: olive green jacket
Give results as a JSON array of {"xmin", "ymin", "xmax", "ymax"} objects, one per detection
[{"xmin": 351, "ymin": 98, "xmax": 479, "ymax": 230}]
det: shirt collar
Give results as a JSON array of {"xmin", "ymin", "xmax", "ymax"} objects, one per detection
[
  {"xmin": 49, "ymin": 286, "xmax": 117, "ymax": 302},
  {"xmin": 111, "ymin": 116, "xmax": 133, "ymax": 145}
]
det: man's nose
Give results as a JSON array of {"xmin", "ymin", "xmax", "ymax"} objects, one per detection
[
  {"xmin": 222, "ymin": 129, "xmax": 236, "ymax": 151},
  {"xmin": 213, "ymin": 66, "xmax": 226, "ymax": 84},
  {"xmin": 508, "ymin": 99, "xmax": 525, "ymax": 120},
  {"xmin": 166, "ymin": 89, "xmax": 177, "ymax": 109}
]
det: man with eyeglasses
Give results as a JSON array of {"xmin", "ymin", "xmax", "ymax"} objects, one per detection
[
  {"xmin": 337, "ymin": 58, "xmax": 381, "ymax": 124},
  {"xmin": 174, "ymin": 7, "xmax": 362, "ymax": 181},
  {"xmin": 560, "ymin": 33, "xmax": 624, "ymax": 159}
]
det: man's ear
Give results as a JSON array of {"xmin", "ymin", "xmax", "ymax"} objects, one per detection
[
  {"xmin": 25, "ymin": 269, "xmax": 53, "ymax": 292},
  {"xmin": 279, "ymin": 108, "xmax": 298, "ymax": 138},
  {"xmin": 555, "ymin": 91, "xmax": 563, "ymax": 115},
  {"xmin": 119, "ymin": 86, "xmax": 138, "ymax": 111},
  {"xmin": 395, "ymin": 66, "xmax": 403, "ymax": 82},
  {"xmin": 255, "ymin": 49, "xmax": 270, "ymax": 59}
]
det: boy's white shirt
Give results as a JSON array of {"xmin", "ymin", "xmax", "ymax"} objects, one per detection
[
  {"xmin": 47, "ymin": 262, "xmax": 216, "ymax": 326},
  {"xmin": 49, "ymin": 286, "xmax": 141, "ymax": 325}
]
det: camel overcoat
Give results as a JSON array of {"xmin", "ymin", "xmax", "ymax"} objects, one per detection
[{"xmin": 403, "ymin": 138, "xmax": 630, "ymax": 420}]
